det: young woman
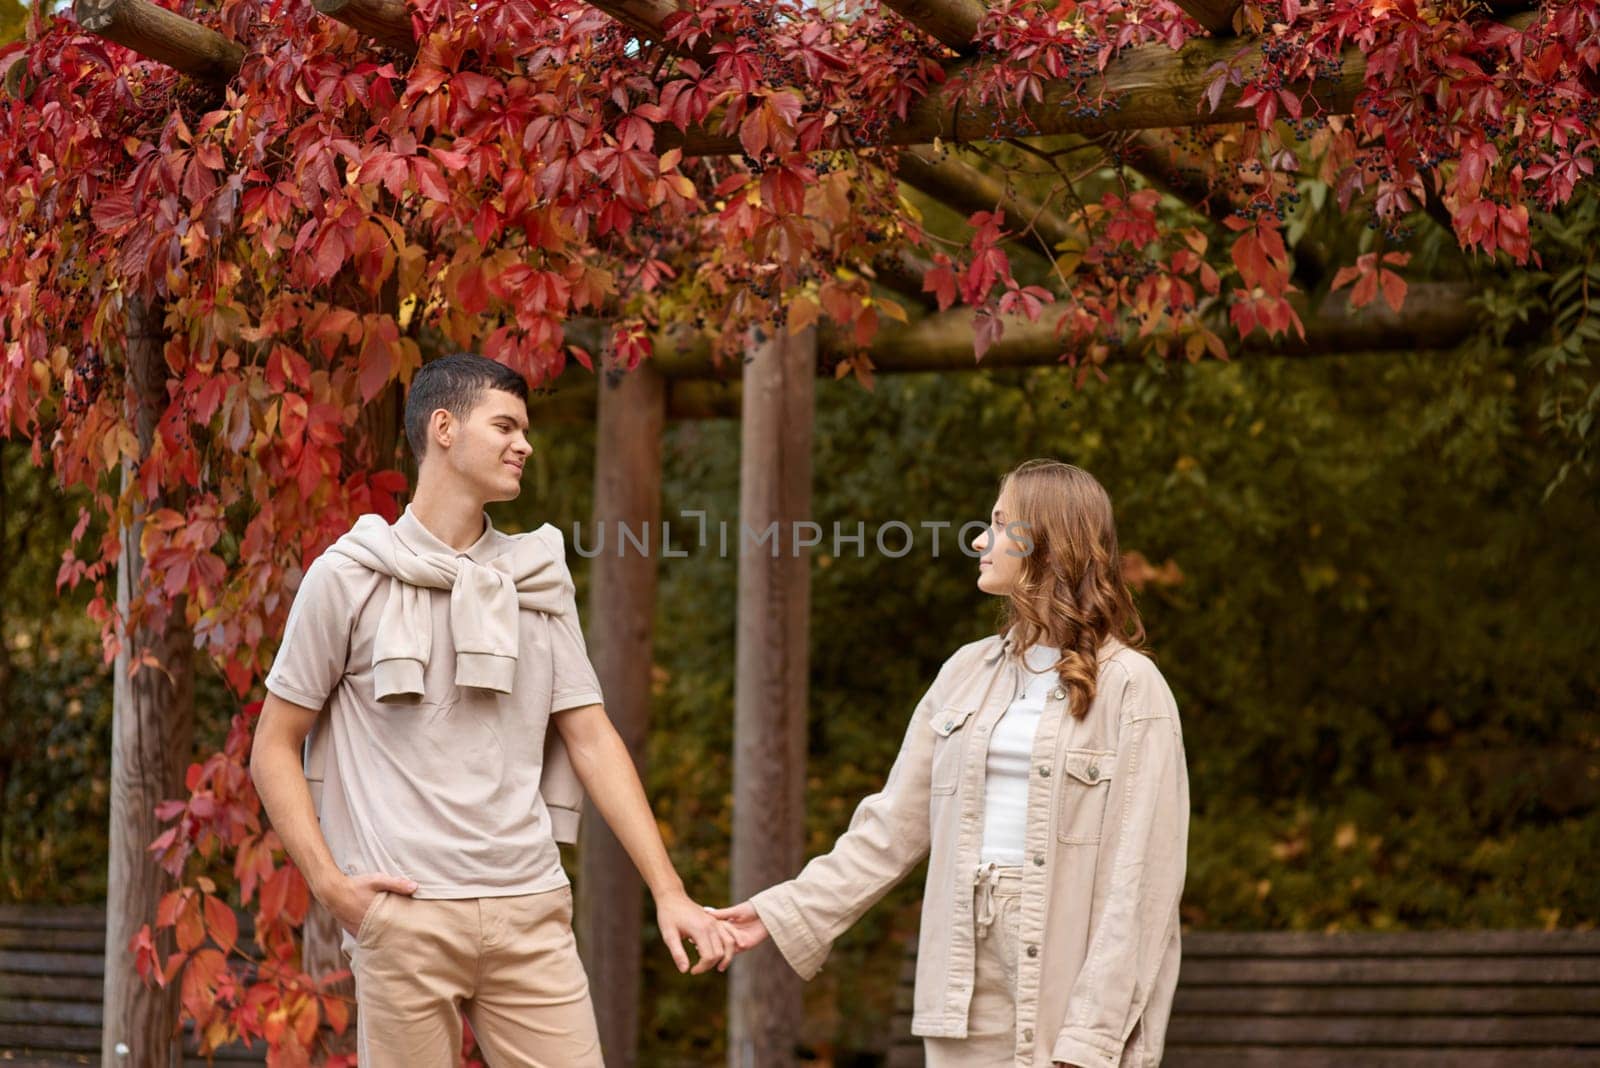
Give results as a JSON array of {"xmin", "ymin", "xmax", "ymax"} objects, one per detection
[{"xmin": 714, "ymin": 460, "xmax": 1190, "ymax": 1067}]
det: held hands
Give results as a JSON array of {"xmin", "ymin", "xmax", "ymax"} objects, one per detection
[
  {"xmin": 656, "ymin": 889, "xmax": 738, "ymax": 974},
  {"xmin": 706, "ymin": 901, "xmax": 770, "ymax": 954},
  {"xmin": 327, "ymin": 872, "xmax": 418, "ymax": 938}
]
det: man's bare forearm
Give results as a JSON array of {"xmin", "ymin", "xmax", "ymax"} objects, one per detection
[
  {"xmin": 250, "ymin": 739, "xmax": 346, "ymax": 900},
  {"xmin": 557, "ymin": 706, "xmax": 685, "ymax": 900}
]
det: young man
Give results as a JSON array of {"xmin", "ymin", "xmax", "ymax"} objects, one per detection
[{"xmin": 251, "ymin": 353, "xmax": 731, "ymax": 1066}]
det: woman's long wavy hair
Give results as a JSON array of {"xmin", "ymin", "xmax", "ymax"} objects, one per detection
[{"xmin": 996, "ymin": 460, "xmax": 1147, "ymax": 719}]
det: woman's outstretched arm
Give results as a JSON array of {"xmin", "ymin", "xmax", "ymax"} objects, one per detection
[{"xmin": 714, "ymin": 675, "xmax": 949, "ymax": 980}]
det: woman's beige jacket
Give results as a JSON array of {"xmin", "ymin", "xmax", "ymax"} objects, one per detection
[{"xmin": 751, "ymin": 634, "xmax": 1190, "ymax": 1067}]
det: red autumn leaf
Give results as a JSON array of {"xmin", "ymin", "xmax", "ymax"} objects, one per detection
[
  {"xmin": 179, "ymin": 948, "xmax": 228, "ymax": 1023},
  {"xmin": 130, "ymin": 924, "xmax": 162, "ymax": 985},
  {"xmin": 922, "ymin": 260, "xmax": 958, "ymax": 311},
  {"xmin": 358, "ymin": 321, "xmax": 397, "ymax": 403},
  {"xmin": 174, "ymin": 891, "xmax": 206, "ymax": 952},
  {"xmin": 204, "ymin": 893, "xmax": 239, "ymax": 956},
  {"xmin": 972, "ymin": 311, "xmax": 1005, "ymax": 362},
  {"xmin": 279, "ymin": 394, "xmax": 308, "ymax": 456}
]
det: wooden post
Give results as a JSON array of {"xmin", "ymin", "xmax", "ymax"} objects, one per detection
[
  {"xmin": 578, "ymin": 359, "xmax": 667, "ymax": 1068},
  {"xmin": 298, "ymin": 904, "xmax": 355, "ymax": 1057},
  {"xmin": 728, "ymin": 326, "xmax": 816, "ymax": 1068},
  {"xmin": 102, "ymin": 296, "xmax": 196, "ymax": 1068}
]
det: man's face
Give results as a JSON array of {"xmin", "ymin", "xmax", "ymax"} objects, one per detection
[{"xmin": 434, "ymin": 387, "xmax": 532, "ymax": 502}]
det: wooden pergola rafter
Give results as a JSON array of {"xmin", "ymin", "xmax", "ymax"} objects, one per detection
[{"xmin": 537, "ymin": 280, "xmax": 1486, "ymax": 418}]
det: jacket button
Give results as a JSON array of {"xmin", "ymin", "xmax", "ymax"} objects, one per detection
[
  {"xmin": 1050, "ymin": 687, "xmax": 1066, "ymax": 700},
  {"xmin": 943, "ymin": 720, "xmax": 954, "ymax": 731},
  {"xmin": 1033, "ymin": 854, "xmax": 1045, "ymax": 867},
  {"xmin": 1038, "ymin": 765, "xmax": 1051, "ymax": 778},
  {"xmin": 1023, "ymin": 1028, "xmax": 1034, "ymax": 1042},
  {"xmin": 1026, "ymin": 944, "xmax": 1038, "ymax": 958},
  {"xmin": 1086, "ymin": 765, "xmax": 1100, "ymax": 781}
]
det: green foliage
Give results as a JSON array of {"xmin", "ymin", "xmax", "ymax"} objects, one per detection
[
  {"xmin": 501, "ymin": 343, "xmax": 1600, "ymax": 1060},
  {"xmin": 0, "ymin": 441, "xmax": 112, "ymax": 901},
  {"xmin": 1485, "ymin": 187, "xmax": 1600, "ymax": 496},
  {"xmin": 0, "ymin": 622, "xmax": 112, "ymax": 902},
  {"xmin": 0, "ymin": 0, "xmax": 27, "ymax": 47}
]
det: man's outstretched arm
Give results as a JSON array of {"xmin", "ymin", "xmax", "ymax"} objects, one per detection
[
  {"xmin": 553, "ymin": 703, "xmax": 734, "ymax": 975},
  {"xmin": 251, "ymin": 693, "xmax": 416, "ymax": 935}
]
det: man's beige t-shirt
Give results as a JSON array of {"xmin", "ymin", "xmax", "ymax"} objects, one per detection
[{"xmin": 264, "ymin": 506, "xmax": 603, "ymax": 899}]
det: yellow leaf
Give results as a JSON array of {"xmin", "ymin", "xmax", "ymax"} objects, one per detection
[
  {"xmin": 788, "ymin": 296, "xmax": 820, "ymax": 335},
  {"xmin": 877, "ymin": 297, "xmax": 908, "ymax": 324}
]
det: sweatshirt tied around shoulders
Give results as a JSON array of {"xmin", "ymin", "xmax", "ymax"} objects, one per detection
[{"xmin": 264, "ymin": 506, "xmax": 604, "ymax": 898}]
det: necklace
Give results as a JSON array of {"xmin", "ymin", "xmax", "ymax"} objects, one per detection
[
  {"xmin": 1017, "ymin": 664, "xmax": 1053, "ymax": 701},
  {"xmin": 1013, "ymin": 645, "xmax": 1061, "ymax": 701}
]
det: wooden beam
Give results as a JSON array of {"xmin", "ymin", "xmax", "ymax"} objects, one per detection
[
  {"xmin": 728, "ymin": 325, "xmax": 815, "ymax": 1068},
  {"xmin": 73, "ymin": 0, "xmax": 242, "ymax": 83},
  {"xmin": 876, "ymin": 1, "xmax": 1241, "ymax": 240},
  {"xmin": 871, "ymin": 245, "xmax": 941, "ymax": 309},
  {"xmin": 586, "ymin": 0, "xmax": 1078, "ymax": 267},
  {"xmin": 586, "ymin": 0, "xmax": 687, "ymax": 43},
  {"xmin": 897, "ymin": 150, "xmax": 1079, "ymax": 258},
  {"xmin": 879, "ymin": 0, "xmax": 986, "ymax": 52},
  {"xmin": 840, "ymin": 282, "xmax": 1483, "ymax": 371},
  {"xmin": 1173, "ymin": 0, "xmax": 1240, "ymax": 36},
  {"xmin": 546, "ymin": 282, "xmax": 1480, "ymax": 395},
  {"xmin": 665, "ymin": 10, "xmax": 1538, "ymax": 154},
  {"xmin": 311, "ymin": 0, "xmax": 417, "ymax": 54},
  {"xmin": 101, "ymin": 295, "xmax": 197, "ymax": 1068},
  {"xmin": 537, "ymin": 282, "xmax": 1487, "ymax": 419},
  {"xmin": 582, "ymin": 0, "xmax": 1237, "ymax": 271},
  {"xmin": 586, "ymin": 0, "xmax": 716, "ymax": 64},
  {"xmin": 669, "ymin": 32, "xmax": 1300, "ymax": 152},
  {"xmin": 578, "ymin": 358, "xmax": 667, "ymax": 1068}
]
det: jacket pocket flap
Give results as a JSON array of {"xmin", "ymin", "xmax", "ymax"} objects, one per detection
[
  {"xmin": 1064, "ymin": 748, "xmax": 1114, "ymax": 785},
  {"xmin": 930, "ymin": 705, "xmax": 978, "ymax": 738}
]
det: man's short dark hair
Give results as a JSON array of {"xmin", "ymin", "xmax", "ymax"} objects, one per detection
[{"xmin": 404, "ymin": 353, "xmax": 529, "ymax": 461}]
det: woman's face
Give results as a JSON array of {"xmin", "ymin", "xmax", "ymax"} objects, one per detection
[{"xmin": 974, "ymin": 486, "xmax": 1031, "ymax": 596}]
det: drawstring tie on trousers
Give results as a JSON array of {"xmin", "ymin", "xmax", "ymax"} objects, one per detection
[{"xmin": 974, "ymin": 862, "xmax": 1003, "ymax": 940}]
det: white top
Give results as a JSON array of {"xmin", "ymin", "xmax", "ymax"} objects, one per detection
[{"xmin": 981, "ymin": 643, "xmax": 1061, "ymax": 865}]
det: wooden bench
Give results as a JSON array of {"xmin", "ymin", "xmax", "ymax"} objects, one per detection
[
  {"xmin": 889, "ymin": 929, "xmax": 1600, "ymax": 1066},
  {"xmin": 0, "ymin": 904, "xmax": 267, "ymax": 1066}
]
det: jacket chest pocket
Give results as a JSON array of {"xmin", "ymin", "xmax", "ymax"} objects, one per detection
[
  {"xmin": 1057, "ymin": 747, "xmax": 1115, "ymax": 843},
  {"xmin": 928, "ymin": 706, "xmax": 977, "ymax": 796}
]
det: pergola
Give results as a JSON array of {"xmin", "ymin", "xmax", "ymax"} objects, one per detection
[{"xmin": 56, "ymin": 0, "xmax": 1515, "ymax": 1064}]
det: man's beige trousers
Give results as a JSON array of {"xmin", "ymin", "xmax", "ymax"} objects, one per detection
[{"xmin": 347, "ymin": 884, "xmax": 603, "ymax": 1067}]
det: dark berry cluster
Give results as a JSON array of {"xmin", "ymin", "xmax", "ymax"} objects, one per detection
[{"xmin": 65, "ymin": 346, "xmax": 105, "ymax": 416}]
